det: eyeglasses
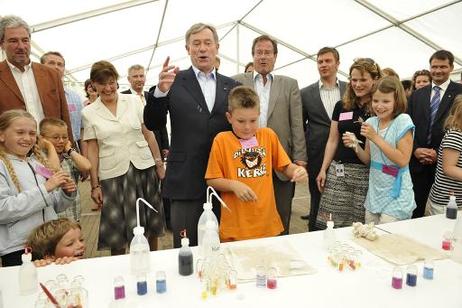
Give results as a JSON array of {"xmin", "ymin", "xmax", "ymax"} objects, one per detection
[{"xmin": 44, "ymin": 135, "xmax": 68, "ymax": 141}]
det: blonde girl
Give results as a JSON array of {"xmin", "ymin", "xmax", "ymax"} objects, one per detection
[
  {"xmin": 0, "ymin": 110, "xmax": 76, "ymax": 267},
  {"xmin": 344, "ymin": 76, "xmax": 416, "ymax": 223},
  {"xmin": 429, "ymin": 95, "xmax": 462, "ymax": 214}
]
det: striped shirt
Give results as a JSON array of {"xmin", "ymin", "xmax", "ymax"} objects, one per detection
[
  {"xmin": 319, "ymin": 80, "xmax": 341, "ymax": 119},
  {"xmin": 429, "ymin": 129, "xmax": 462, "ymax": 207},
  {"xmin": 254, "ymin": 73, "xmax": 273, "ymax": 127}
]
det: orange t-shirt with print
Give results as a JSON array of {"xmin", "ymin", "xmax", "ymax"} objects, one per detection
[{"xmin": 205, "ymin": 127, "xmax": 291, "ymax": 241}]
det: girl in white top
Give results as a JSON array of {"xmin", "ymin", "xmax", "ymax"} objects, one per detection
[{"xmin": 0, "ymin": 110, "xmax": 76, "ymax": 267}]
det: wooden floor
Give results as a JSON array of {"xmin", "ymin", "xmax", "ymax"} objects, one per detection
[{"xmin": 80, "ymin": 179, "xmax": 311, "ymax": 258}]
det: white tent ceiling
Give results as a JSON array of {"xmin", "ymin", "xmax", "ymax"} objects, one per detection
[{"xmin": 1, "ymin": 0, "xmax": 461, "ymax": 91}]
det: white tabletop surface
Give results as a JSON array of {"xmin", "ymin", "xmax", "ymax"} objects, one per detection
[{"xmin": 1, "ymin": 214, "xmax": 462, "ymax": 308}]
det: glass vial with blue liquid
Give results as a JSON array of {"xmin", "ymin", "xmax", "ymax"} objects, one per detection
[
  {"xmin": 423, "ymin": 259, "xmax": 434, "ymax": 280},
  {"xmin": 156, "ymin": 271, "xmax": 167, "ymax": 294},
  {"xmin": 406, "ymin": 265, "xmax": 417, "ymax": 287},
  {"xmin": 136, "ymin": 274, "xmax": 148, "ymax": 295}
]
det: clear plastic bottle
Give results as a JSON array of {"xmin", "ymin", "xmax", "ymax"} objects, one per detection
[
  {"xmin": 201, "ymin": 220, "xmax": 220, "ymax": 259},
  {"xmin": 129, "ymin": 226, "xmax": 150, "ymax": 276},
  {"xmin": 452, "ymin": 214, "xmax": 462, "ymax": 263},
  {"xmin": 197, "ymin": 202, "xmax": 219, "ymax": 252},
  {"xmin": 178, "ymin": 237, "xmax": 194, "ymax": 276},
  {"xmin": 324, "ymin": 215, "xmax": 336, "ymax": 251},
  {"xmin": 446, "ymin": 195, "xmax": 458, "ymax": 219},
  {"xmin": 18, "ymin": 251, "xmax": 37, "ymax": 295}
]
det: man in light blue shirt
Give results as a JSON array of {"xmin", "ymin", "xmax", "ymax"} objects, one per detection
[{"xmin": 41, "ymin": 51, "xmax": 84, "ymax": 144}]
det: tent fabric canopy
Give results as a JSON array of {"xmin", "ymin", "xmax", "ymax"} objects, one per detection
[{"xmin": 2, "ymin": 0, "xmax": 461, "ymax": 90}]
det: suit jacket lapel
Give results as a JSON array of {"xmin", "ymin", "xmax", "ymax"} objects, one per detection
[
  {"xmin": 32, "ymin": 63, "xmax": 51, "ymax": 114},
  {"xmin": 116, "ymin": 95, "xmax": 129, "ymax": 120},
  {"xmin": 267, "ymin": 76, "xmax": 280, "ymax": 120},
  {"xmin": 93, "ymin": 98, "xmax": 118, "ymax": 121},
  {"xmin": 435, "ymin": 81, "xmax": 457, "ymax": 122},
  {"xmin": 421, "ymin": 85, "xmax": 432, "ymax": 123},
  {"xmin": 0, "ymin": 61, "xmax": 25, "ymax": 103},
  {"xmin": 211, "ymin": 73, "xmax": 225, "ymax": 116},
  {"xmin": 313, "ymin": 82, "xmax": 330, "ymax": 121},
  {"xmin": 181, "ymin": 67, "xmax": 209, "ymax": 114}
]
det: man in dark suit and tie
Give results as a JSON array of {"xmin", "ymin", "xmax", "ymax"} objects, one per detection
[
  {"xmin": 301, "ymin": 47, "xmax": 347, "ymax": 231},
  {"xmin": 144, "ymin": 23, "xmax": 239, "ymax": 248},
  {"xmin": 121, "ymin": 64, "xmax": 170, "ymax": 158},
  {"xmin": 0, "ymin": 15, "xmax": 72, "ymax": 140},
  {"xmin": 408, "ymin": 49, "xmax": 462, "ymax": 218}
]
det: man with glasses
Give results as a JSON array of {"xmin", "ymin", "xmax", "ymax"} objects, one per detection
[{"xmin": 41, "ymin": 51, "xmax": 84, "ymax": 147}]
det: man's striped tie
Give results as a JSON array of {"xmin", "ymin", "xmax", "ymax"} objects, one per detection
[{"xmin": 427, "ymin": 86, "xmax": 441, "ymax": 144}]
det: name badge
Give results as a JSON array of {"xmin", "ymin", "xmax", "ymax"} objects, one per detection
[
  {"xmin": 382, "ymin": 165, "xmax": 399, "ymax": 177},
  {"xmin": 339, "ymin": 111, "xmax": 353, "ymax": 121},
  {"xmin": 36, "ymin": 165, "xmax": 53, "ymax": 179},
  {"xmin": 335, "ymin": 163, "xmax": 345, "ymax": 177},
  {"xmin": 239, "ymin": 136, "xmax": 258, "ymax": 149},
  {"xmin": 68, "ymin": 103, "xmax": 77, "ymax": 112}
]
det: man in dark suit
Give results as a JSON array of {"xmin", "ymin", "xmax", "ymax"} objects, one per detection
[
  {"xmin": 0, "ymin": 15, "xmax": 72, "ymax": 140},
  {"xmin": 301, "ymin": 47, "xmax": 346, "ymax": 231},
  {"xmin": 408, "ymin": 50, "xmax": 462, "ymax": 218},
  {"xmin": 144, "ymin": 23, "xmax": 239, "ymax": 248},
  {"xmin": 121, "ymin": 64, "xmax": 170, "ymax": 157}
]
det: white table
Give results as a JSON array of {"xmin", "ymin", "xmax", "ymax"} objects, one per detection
[{"xmin": 1, "ymin": 215, "xmax": 461, "ymax": 308}]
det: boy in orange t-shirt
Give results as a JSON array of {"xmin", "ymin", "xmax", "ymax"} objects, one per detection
[{"xmin": 205, "ymin": 86, "xmax": 307, "ymax": 241}]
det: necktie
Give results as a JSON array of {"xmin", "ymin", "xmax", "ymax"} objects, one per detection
[{"xmin": 427, "ymin": 86, "xmax": 441, "ymax": 144}]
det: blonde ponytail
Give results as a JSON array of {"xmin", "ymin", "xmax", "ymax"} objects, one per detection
[{"xmin": 0, "ymin": 148, "xmax": 22, "ymax": 192}]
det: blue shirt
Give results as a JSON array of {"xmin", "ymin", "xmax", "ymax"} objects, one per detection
[
  {"xmin": 65, "ymin": 87, "xmax": 84, "ymax": 140},
  {"xmin": 365, "ymin": 114, "xmax": 416, "ymax": 219}
]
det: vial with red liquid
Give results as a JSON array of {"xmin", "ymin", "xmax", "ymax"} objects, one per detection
[
  {"xmin": 266, "ymin": 267, "xmax": 277, "ymax": 289},
  {"xmin": 113, "ymin": 276, "xmax": 126, "ymax": 300},
  {"xmin": 442, "ymin": 231, "xmax": 453, "ymax": 250},
  {"xmin": 391, "ymin": 267, "xmax": 403, "ymax": 289}
]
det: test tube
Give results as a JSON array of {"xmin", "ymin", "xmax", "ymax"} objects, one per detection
[
  {"xmin": 69, "ymin": 286, "xmax": 88, "ymax": 307},
  {"xmin": 54, "ymin": 289, "xmax": 68, "ymax": 307},
  {"xmin": 137, "ymin": 274, "xmax": 148, "ymax": 295},
  {"xmin": 113, "ymin": 276, "xmax": 126, "ymax": 300},
  {"xmin": 406, "ymin": 265, "xmax": 418, "ymax": 287},
  {"xmin": 70, "ymin": 275, "xmax": 85, "ymax": 288},
  {"xmin": 196, "ymin": 258, "xmax": 204, "ymax": 279},
  {"xmin": 156, "ymin": 271, "xmax": 167, "ymax": 294},
  {"xmin": 256, "ymin": 265, "xmax": 266, "ymax": 288},
  {"xmin": 442, "ymin": 231, "xmax": 452, "ymax": 250},
  {"xmin": 227, "ymin": 270, "xmax": 237, "ymax": 290},
  {"xmin": 423, "ymin": 259, "xmax": 434, "ymax": 280},
  {"xmin": 266, "ymin": 267, "xmax": 277, "ymax": 289},
  {"xmin": 391, "ymin": 267, "xmax": 403, "ymax": 289},
  {"xmin": 56, "ymin": 274, "xmax": 70, "ymax": 290}
]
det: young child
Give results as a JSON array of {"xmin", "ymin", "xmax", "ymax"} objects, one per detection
[
  {"xmin": 0, "ymin": 110, "xmax": 77, "ymax": 267},
  {"xmin": 429, "ymin": 95, "xmax": 462, "ymax": 214},
  {"xmin": 343, "ymin": 76, "xmax": 416, "ymax": 224},
  {"xmin": 205, "ymin": 86, "xmax": 307, "ymax": 241},
  {"xmin": 27, "ymin": 218, "xmax": 85, "ymax": 266},
  {"xmin": 40, "ymin": 118, "xmax": 91, "ymax": 221}
]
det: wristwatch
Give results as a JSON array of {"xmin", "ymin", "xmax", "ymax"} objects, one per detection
[{"xmin": 67, "ymin": 147, "xmax": 76, "ymax": 156}]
